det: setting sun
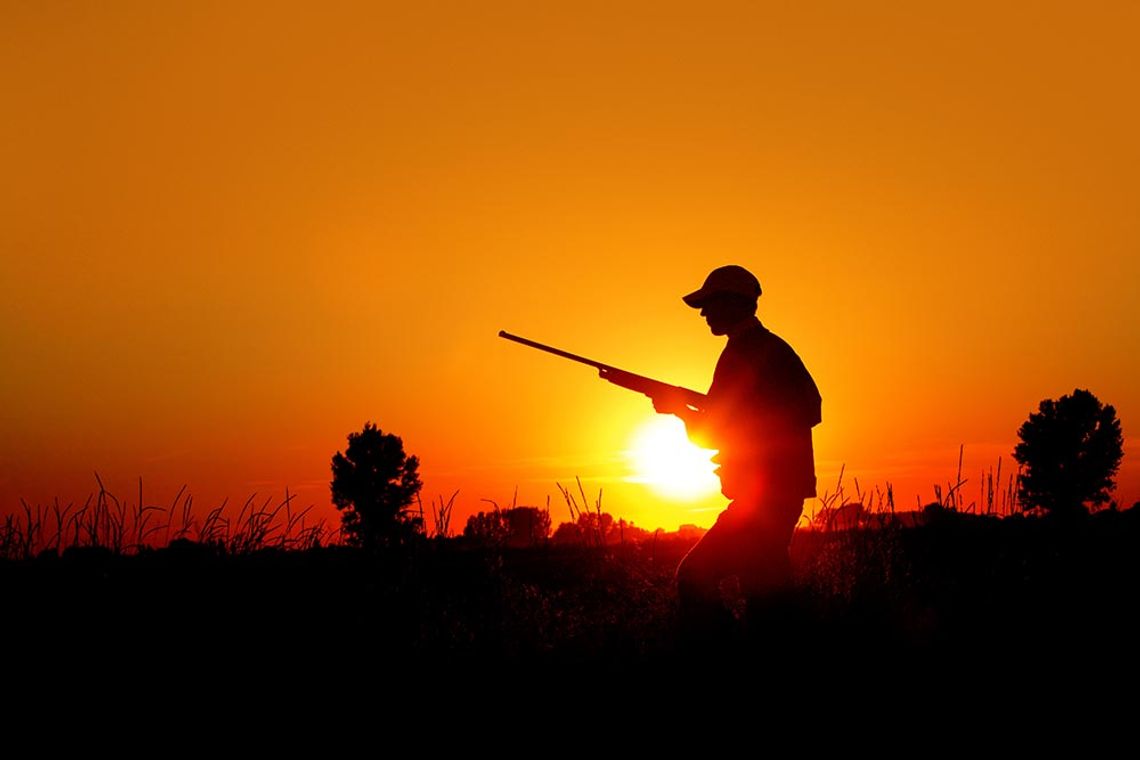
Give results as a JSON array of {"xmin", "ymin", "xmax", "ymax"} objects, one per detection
[{"xmin": 627, "ymin": 417, "xmax": 721, "ymax": 501}]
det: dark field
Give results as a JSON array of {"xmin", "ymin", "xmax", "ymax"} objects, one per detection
[{"xmin": 5, "ymin": 509, "xmax": 1140, "ymax": 696}]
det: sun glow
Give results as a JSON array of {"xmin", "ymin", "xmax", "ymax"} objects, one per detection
[{"xmin": 627, "ymin": 416, "xmax": 721, "ymax": 501}]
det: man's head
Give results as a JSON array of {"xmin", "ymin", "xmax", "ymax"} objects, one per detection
[{"xmin": 682, "ymin": 265, "xmax": 761, "ymax": 336}]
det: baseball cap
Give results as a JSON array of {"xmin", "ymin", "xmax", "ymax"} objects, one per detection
[{"xmin": 682, "ymin": 265, "xmax": 762, "ymax": 308}]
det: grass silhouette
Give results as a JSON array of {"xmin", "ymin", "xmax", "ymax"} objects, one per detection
[
  {"xmin": 2, "ymin": 473, "xmax": 332, "ymax": 560},
  {"xmin": 3, "ymin": 464, "xmax": 1138, "ymax": 682}
]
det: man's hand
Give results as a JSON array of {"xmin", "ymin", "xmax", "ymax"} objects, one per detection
[
  {"xmin": 597, "ymin": 367, "xmax": 703, "ymax": 417},
  {"xmin": 651, "ymin": 389, "xmax": 690, "ymax": 416}
]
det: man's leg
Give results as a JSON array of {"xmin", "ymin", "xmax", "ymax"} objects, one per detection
[
  {"xmin": 675, "ymin": 507, "xmax": 750, "ymax": 648},
  {"xmin": 739, "ymin": 499, "xmax": 804, "ymax": 653},
  {"xmin": 735, "ymin": 499, "xmax": 801, "ymax": 594}
]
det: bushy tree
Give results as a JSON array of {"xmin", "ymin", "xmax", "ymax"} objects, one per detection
[
  {"xmin": 1013, "ymin": 389, "xmax": 1123, "ymax": 517},
  {"xmin": 502, "ymin": 506, "xmax": 552, "ymax": 547},
  {"xmin": 463, "ymin": 510, "xmax": 509, "ymax": 546},
  {"xmin": 330, "ymin": 422, "xmax": 423, "ymax": 548},
  {"xmin": 463, "ymin": 506, "xmax": 552, "ymax": 547},
  {"xmin": 551, "ymin": 511, "xmax": 618, "ymax": 546}
]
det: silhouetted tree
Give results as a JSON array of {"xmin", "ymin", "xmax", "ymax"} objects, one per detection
[
  {"xmin": 463, "ymin": 510, "xmax": 509, "ymax": 546},
  {"xmin": 576, "ymin": 510, "xmax": 614, "ymax": 545},
  {"xmin": 330, "ymin": 422, "xmax": 423, "ymax": 548},
  {"xmin": 502, "ymin": 506, "xmax": 552, "ymax": 547},
  {"xmin": 551, "ymin": 521, "xmax": 584, "ymax": 545},
  {"xmin": 463, "ymin": 506, "xmax": 552, "ymax": 547},
  {"xmin": 551, "ymin": 511, "xmax": 619, "ymax": 546},
  {"xmin": 1013, "ymin": 389, "xmax": 1123, "ymax": 517},
  {"xmin": 615, "ymin": 519, "xmax": 652, "ymax": 542}
]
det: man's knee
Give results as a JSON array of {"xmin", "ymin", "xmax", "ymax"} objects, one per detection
[
  {"xmin": 740, "ymin": 552, "xmax": 792, "ymax": 598},
  {"xmin": 674, "ymin": 554, "xmax": 690, "ymax": 586},
  {"xmin": 675, "ymin": 553, "xmax": 710, "ymax": 599}
]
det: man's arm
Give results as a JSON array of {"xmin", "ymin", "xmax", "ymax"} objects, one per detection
[
  {"xmin": 599, "ymin": 368, "xmax": 706, "ymax": 412},
  {"xmin": 652, "ymin": 390, "xmax": 717, "ymax": 449}
]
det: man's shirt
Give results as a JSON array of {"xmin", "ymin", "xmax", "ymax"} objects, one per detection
[{"xmin": 700, "ymin": 317, "xmax": 821, "ymax": 502}]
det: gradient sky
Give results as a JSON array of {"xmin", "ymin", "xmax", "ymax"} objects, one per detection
[{"xmin": 3, "ymin": 1, "xmax": 1138, "ymax": 532}]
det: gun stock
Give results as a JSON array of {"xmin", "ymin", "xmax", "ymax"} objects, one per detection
[{"xmin": 498, "ymin": 330, "xmax": 706, "ymax": 411}]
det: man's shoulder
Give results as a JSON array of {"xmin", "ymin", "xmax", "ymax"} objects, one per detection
[{"xmin": 732, "ymin": 321, "xmax": 802, "ymax": 361}]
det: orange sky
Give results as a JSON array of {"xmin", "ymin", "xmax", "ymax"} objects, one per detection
[{"xmin": 2, "ymin": 1, "xmax": 1138, "ymax": 533}]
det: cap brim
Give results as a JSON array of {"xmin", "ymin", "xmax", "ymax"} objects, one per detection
[{"xmin": 682, "ymin": 288, "xmax": 714, "ymax": 308}]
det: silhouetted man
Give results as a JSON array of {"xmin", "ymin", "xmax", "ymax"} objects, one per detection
[{"xmin": 652, "ymin": 265, "xmax": 821, "ymax": 642}]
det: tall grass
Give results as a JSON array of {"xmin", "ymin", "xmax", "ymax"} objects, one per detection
[
  {"xmin": 804, "ymin": 465, "xmax": 897, "ymax": 532},
  {"xmin": 928, "ymin": 446, "xmax": 1022, "ymax": 516},
  {"xmin": 0, "ymin": 474, "xmax": 333, "ymax": 560},
  {"xmin": 556, "ymin": 477, "xmax": 609, "ymax": 546},
  {"xmin": 422, "ymin": 489, "xmax": 459, "ymax": 538},
  {"xmin": 805, "ymin": 446, "xmax": 1024, "ymax": 534}
]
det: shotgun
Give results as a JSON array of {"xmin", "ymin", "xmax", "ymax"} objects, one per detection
[{"xmin": 498, "ymin": 330, "xmax": 706, "ymax": 411}]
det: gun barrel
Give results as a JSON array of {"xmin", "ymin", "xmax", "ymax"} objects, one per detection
[
  {"xmin": 497, "ymin": 331, "xmax": 614, "ymax": 372},
  {"xmin": 498, "ymin": 329, "xmax": 706, "ymax": 410}
]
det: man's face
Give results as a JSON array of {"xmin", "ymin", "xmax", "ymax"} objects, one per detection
[{"xmin": 698, "ymin": 295, "xmax": 753, "ymax": 336}]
